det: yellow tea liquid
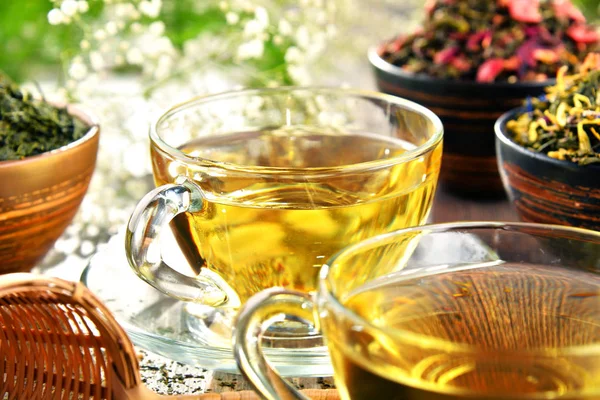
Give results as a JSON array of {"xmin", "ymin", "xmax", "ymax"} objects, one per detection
[
  {"xmin": 151, "ymin": 127, "xmax": 441, "ymax": 304},
  {"xmin": 326, "ymin": 263, "xmax": 600, "ymax": 400}
]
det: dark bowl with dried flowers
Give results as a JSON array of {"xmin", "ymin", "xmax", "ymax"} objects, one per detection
[
  {"xmin": 370, "ymin": 0, "xmax": 599, "ymax": 196},
  {"xmin": 496, "ymin": 55, "xmax": 600, "ymax": 230},
  {"xmin": 0, "ymin": 76, "xmax": 100, "ymax": 273}
]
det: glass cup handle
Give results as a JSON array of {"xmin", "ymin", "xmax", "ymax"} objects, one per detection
[
  {"xmin": 125, "ymin": 177, "xmax": 228, "ymax": 305},
  {"xmin": 233, "ymin": 288, "xmax": 316, "ymax": 400}
]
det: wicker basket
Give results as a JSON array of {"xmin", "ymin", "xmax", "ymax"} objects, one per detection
[{"xmin": 0, "ymin": 273, "xmax": 338, "ymax": 400}]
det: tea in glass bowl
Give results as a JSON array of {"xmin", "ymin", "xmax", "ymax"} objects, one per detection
[
  {"xmin": 234, "ymin": 222, "xmax": 600, "ymax": 400},
  {"xmin": 127, "ymin": 87, "xmax": 442, "ymax": 344},
  {"xmin": 152, "ymin": 125, "xmax": 440, "ymax": 304}
]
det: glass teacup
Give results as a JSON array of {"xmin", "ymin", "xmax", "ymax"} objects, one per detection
[
  {"xmin": 125, "ymin": 87, "xmax": 443, "ymax": 342},
  {"xmin": 234, "ymin": 222, "xmax": 600, "ymax": 399}
]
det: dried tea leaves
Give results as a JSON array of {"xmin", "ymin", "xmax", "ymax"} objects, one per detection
[
  {"xmin": 0, "ymin": 74, "xmax": 90, "ymax": 161},
  {"xmin": 379, "ymin": 0, "xmax": 600, "ymax": 83},
  {"xmin": 507, "ymin": 53, "xmax": 600, "ymax": 165}
]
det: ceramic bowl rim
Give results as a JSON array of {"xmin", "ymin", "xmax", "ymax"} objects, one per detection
[
  {"xmin": 0, "ymin": 103, "xmax": 100, "ymax": 168},
  {"xmin": 495, "ymin": 107, "xmax": 600, "ymax": 172},
  {"xmin": 368, "ymin": 46, "xmax": 555, "ymax": 89}
]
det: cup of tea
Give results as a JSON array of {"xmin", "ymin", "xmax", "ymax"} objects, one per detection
[
  {"xmin": 234, "ymin": 222, "xmax": 600, "ymax": 399},
  {"xmin": 126, "ymin": 88, "xmax": 443, "ymax": 316}
]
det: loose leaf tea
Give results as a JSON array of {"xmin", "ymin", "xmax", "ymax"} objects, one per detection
[
  {"xmin": 378, "ymin": 0, "xmax": 600, "ymax": 82},
  {"xmin": 0, "ymin": 74, "xmax": 90, "ymax": 161},
  {"xmin": 507, "ymin": 53, "xmax": 600, "ymax": 165}
]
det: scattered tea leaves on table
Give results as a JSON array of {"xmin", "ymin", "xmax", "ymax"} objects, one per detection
[
  {"xmin": 507, "ymin": 53, "xmax": 600, "ymax": 165},
  {"xmin": 0, "ymin": 73, "xmax": 90, "ymax": 161},
  {"xmin": 379, "ymin": 0, "xmax": 600, "ymax": 83}
]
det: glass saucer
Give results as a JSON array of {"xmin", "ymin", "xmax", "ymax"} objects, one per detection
[{"xmin": 80, "ymin": 229, "xmax": 332, "ymax": 377}]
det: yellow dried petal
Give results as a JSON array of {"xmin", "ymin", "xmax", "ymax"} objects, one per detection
[
  {"xmin": 548, "ymin": 149, "xmax": 569, "ymax": 160},
  {"xmin": 556, "ymin": 102, "xmax": 568, "ymax": 127},
  {"xmin": 578, "ymin": 122, "xmax": 593, "ymax": 152},
  {"xmin": 528, "ymin": 122, "xmax": 539, "ymax": 143},
  {"xmin": 556, "ymin": 66, "xmax": 569, "ymax": 93},
  {"xmin": 573, "ymin": 94, "xmax": 592, "ymax": 109}
]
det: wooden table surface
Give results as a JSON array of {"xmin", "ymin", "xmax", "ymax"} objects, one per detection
[{"xmin": 160, "ymin": 184, "xmax": 520, "ymax": 395}]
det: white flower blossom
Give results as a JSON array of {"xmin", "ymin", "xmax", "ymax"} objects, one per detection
[
  {"xmin": 89, "ymin": 51, "xmax": 105, "ymax": 71},
  {"xmin": 225, "ymin": 12, "xmax": 239, "ymax": 25},
  {"xmin": 47, "ymin": 9, "xmax": 65, "ymax": 25},
  {"xmin": 295, "ymin": 26, "xmax": 310, "ymax": 49},
  {"xmin": 219, "ymin": 1, "xmax": 228, "ymax": 11},
  {"xmin": 243, "ymin": 19, "xmax": 264, "ymax": 37},
  {"xmin": 278, "ymin": 19, "xmax": 292, "ymax": 36},
  {"xmin": 115, "ymin": 3, "xmax": 136, "ymax": 18},
  {"xmin": 60, "ymin": 0, "xmax": 79, "ymax": 17},
  {"xmin": 80, "ymin": 39, "xmax": 90, "ymax": 50},
  {"xmin": 78, "ymin": 1, "xmax": 89, "ymax": 13},
  {"xmin": 149, "ymin": 21, "xmax": 165, "ymax": 36},
  {"xmin": 284, "ymin": 46, "xmax": 303, "ymax": 63},
  {"xmin": 287, "ymin": 65, "xmax": 311, "ymax": 85},
  {"xmin": 154, "ymin": 54, "xmax": 172, "ymax": 79},
  {"xmin": 105, "ymin": 21, "xmax": 119, "ymax": 36},
  {"xmin": 139, "ymin": 0, "xmax": 162, "ymax": 18},
  {"xmin": 94, "ymin": 29, "xmax": 107, "ymax": 41},
  {"xmin": 237, "ymin": 38, "xmax": 264, "ymax": 60},
  {"xmin": 68, "ymin": 62, "xmax": 88, "ymax": 80},
  {"xmin": 254, "ymin": 7, "xmax": 269, "ymax": 28},
  {"xmin": 273, "ymin": 35, "xmax": 283, "ymax": 45},
  {"xmin": 126, "ymin": 48, "xmax": 144, "ymax": 64}
]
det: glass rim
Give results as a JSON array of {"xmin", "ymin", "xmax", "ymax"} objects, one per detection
[
  {"xmin": 150, "ymin": 86, "xmax": 443, "ymax": 177},
  {"xmin": 321, "ymin": 221, "xmax": 600, "ymax": 359}
]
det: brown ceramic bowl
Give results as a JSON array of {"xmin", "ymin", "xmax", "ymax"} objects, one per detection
[
  {"xmin": 496, "ymin": 108, "xmax": 600, "ymax": 230},
  {"xmin": 369, "ymin": 47, "xmax": 550, "ymax": 197},
  {"xmin": 0, "ymin": 104, "xmax": 99, "ymax": 273}
]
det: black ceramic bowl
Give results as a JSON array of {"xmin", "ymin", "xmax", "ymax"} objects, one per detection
[
  {"xmin": 496, "ymin": 108, "xmax": 600, "ymax": 230},
  {"xmin": 369, "ymin": 48, "xmax": 550, "ymax": 196}
]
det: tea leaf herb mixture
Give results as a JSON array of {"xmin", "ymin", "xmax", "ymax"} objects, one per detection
[
  {"xmin": 0, "ymin": 74, "xmax": 90, "ymax": 161},
  {"xmin": 378, "ymin": 0, "xmax": 600, "ymax": 83},
  {"xmin": 507, "ymin": 53, "xmax": 600, "ymax": 165}
]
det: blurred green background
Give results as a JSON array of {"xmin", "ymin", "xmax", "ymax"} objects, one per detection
[
  {"xmin": 0, "ymin": 0, "xmax": 598, "ymax": 83},
  {"xmin": 0, "ymin": 0, "xmax": 230, "ymax": 83}
]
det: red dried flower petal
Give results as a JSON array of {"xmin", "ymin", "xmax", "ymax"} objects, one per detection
[
  {"xmin": 533, "ymin": 48, "xmax": 560, "ymax": 64},
  {"xmin": 516, "ymin": 38, "xmax": 541, "ymax": 67},
  {"xmin": 451, "ymin": 56, "xmax": 471, "ymax": 72},
  {"xmin": 503, "ymin": 56, "xmax": 522, "ymax": 70},
  {"xmin": 467, "ymin": 30, "xmax": 491, "ymax": 51},
  {"xmin": 552, "ymin": 0, "xmax": 586, "ymax": 23},
  {"xmin": 508, "ymin": 0, "xmax": 542, "ymax": 23},
  {"xmin": 434, "ymin": 47, "xmax": 460, "ymax": 64},
  {"xmin": 567, "ymin": 25, "xmax": 600, "ymax": 44},
  {"xmin": 476, "ymin": 58, "xmax": 505, "ymax": 82}
]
